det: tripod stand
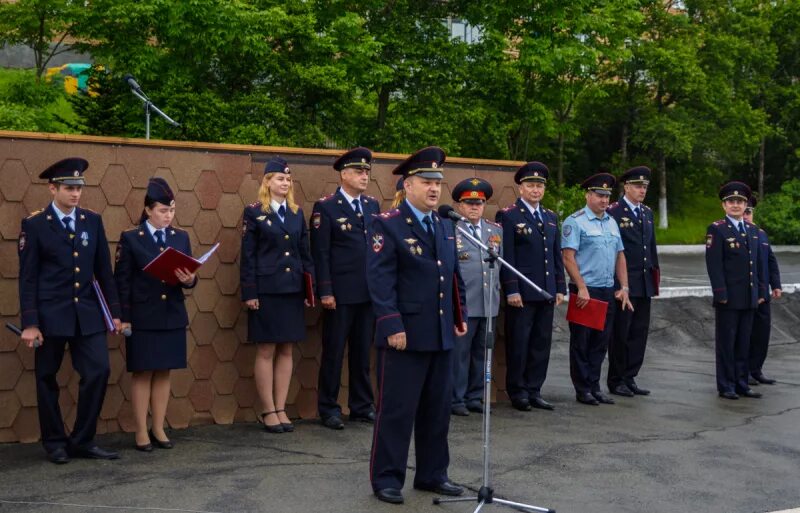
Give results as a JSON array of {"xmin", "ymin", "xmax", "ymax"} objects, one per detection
[{"xmin": 434, "ymin": 222, "xmax": 555, "ymax": 513}]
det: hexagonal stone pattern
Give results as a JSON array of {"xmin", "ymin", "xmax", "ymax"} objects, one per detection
[{"xmin": 0, "ymin": 136, "xmax": 520, "ymax": 442}]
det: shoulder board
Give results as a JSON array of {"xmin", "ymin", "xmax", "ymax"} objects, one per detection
[
  {"xmin": 365, "ymin": 194, "xmax": 378, "ymax": 202},
  {"xmin": 80, "ymin": 207, "xmax": 98, "ymax": 215},
  {"xmin": 484, "ymin": 219, "xmax": 501, "ymax": 228},
  {"xmin": 25, "ymin": 209, "xmax": 44, "ymax": 219},
  {"xmin": 318, "ymin": 193, "xmax": 336, "ymax": 202},
  {"xmin": 570, "ymin": 210, "xmax": 585, "ymax": 218},
  {"xmin": 378, "ymin": 209, "xmax": 400, "ymax": 219},
  {"xmin": 499, "ymin": 204, "xmax": 518, "ymax": 213},
  {"xmin": 712, "ymin": 219, "xmax": 726, "ymax": 226},
  {"xmin": 123, "ymin": 226, "xmax": 139, "ymax": 233},
  {"xmin": 543, "ymin": 208, "xmax": 555, "ymax": 215},
  {"xmin": 247, "ymin": 201, "xmax": 262, "ymax": 209},
  {"xmin": 642, "ymin": 204, "xmax": 651, "ymax": 211},
  {"xmin": 170, "ymin": 226, "xmax": 188, "ymax": 234},
  {"xmin": 609, "ymin": 202, "xmax": 619, "ymax": 209}
]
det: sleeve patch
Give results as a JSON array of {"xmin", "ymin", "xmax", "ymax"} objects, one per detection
[
  {"xmin": 18, "ymin": 232, "xmax": 26, "ymax": 252},
  {"xmin": 706, "ymin": 234, "xmax": 714, "ymax": 248},
  {"xmin": 312, "ymin": 212, "xmax": 322, "ymax": 229},
  {"xmin": 372, "ymin": 234, "xmax": 384, "ymax": 253}
]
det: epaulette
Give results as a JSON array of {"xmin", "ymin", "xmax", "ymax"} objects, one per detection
[
  {"xmin": 570, "ymin": 210, "xmax": 585, "ymax": 218},
  {"xmin": 642, "ymin": 204, "xmax": 651, "ymax": 211},
  {"xmin": 609, "ymin": 202, "xmax": 619, "ymax": 209},
  {"xmin": 123, "ymin": 226, "xmax": 138, "ymax": 232},
  {"xmin": 378, "ymin": 209, "xmax": 400, "ymax": 219},
  {"xmin": 81, "ymin": 207, "xmax": 97, "ymax": 214},
  {"xmin": 318, "ymin": 193, "xmax": 336, "ymax": 202},
  {"xmin": 247, "ymin": 201, "xmax": 262, "ymax": 208},
  {"xmin": 712, "ymin": 219, "xmax": 726, "ymax": 226},
  {"xmin": 484, "ymin": 219, "xmax": 501, "ymax": 228},
  {"xmin": 25, "ymin": 209, "xmax": 43, "ymax": 219},
  {"xmin": 499, "ymin": 204, "xmax": 518, "ymax": 213},
  {"xmin": 365, "ymin": 194, "xmax": 378, "ymax": 202}
]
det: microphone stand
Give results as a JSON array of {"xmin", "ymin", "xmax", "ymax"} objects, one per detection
[
  {"xmin": 127, "ymin": 87, "xmax": 180, "ymax": 140},
  {"xmin": 434, "ymin": 221, "xmax": 555, "ymax": 513}
]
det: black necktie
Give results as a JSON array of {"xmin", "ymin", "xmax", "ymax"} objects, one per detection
[
  {"xmin": 278, "ymin": 205, "xmax": 286, "ymax": 221},
  {"xmin": 63, "ymin": 217, "xmax": 74, "ymax": 234},
  {"xmin": 633, "ymin": 206, "xmax": 640, "ymax": 219},
  {"xmin": 155, "ymin": 229, "xmax": 165, "ymax": 246},
  {"xmin": 533, "ymin": 210, "xmax": 542, "ymax": 226},
  {"xmin": 469, "ymin": 224, "xmax": 479, "ymax": 239},
  {"xmin": 423, "ymin": 215, "xmax": 434, "ymax": 235},
  {"xmin": 352, "ymin": 198, "xmax": 362, "ymax": 216},
  {"xmin": 738, "ymin": 222, "xmax": 746, "ymax": 238}
]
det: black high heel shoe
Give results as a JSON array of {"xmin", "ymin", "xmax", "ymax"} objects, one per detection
[
  {"xmin": 259, "ymin": 411, "xmax": 284, "ymax": 433},
  {"xmin": 275, "ymin": 409, "xmax": 294, "ymax": 432},
  {"xmin": 149, "ymin": 429, "xmax": 174, "ymax": 449}
]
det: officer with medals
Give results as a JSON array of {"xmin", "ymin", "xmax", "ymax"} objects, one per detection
[
  {"xmin": 561, "ymin": 173, "xmax": 633, "ymax": 406},
  {"xmin": 18, "ymin": 158, "xmax": 122, "ymax": 463},
  {"xmin": 367, "ymin": 146, "xmax": 467, "ymax": 504},
  {"xmin": 705, "ymin": 182, "xmax": 767, "ymax": 400},
  {"xmin": 605, "ymin": 166, "xmax": 659, "ymax": 397},
  {"xmin": 311, "ymin": 147, "xmax": 380, "ymax": 430},
  {"xmin": 449, "ymin": 178, "xmax": 502, "ymax": 416},
  {"xmin": 743, "ymin": 196, "xmax": 782, "ymax": 386},
  {"xmin": 495, "ymin": 162, "xmax": 565, "ymax": 411}
]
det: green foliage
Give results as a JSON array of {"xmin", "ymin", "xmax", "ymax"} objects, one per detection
[
  {"xmin": 0, "ymin": 68, "xmax": 77, "ymax": 133},
  {"xmin": 757, "ymin": 179, "xmax": 800, "ymax": 245}
]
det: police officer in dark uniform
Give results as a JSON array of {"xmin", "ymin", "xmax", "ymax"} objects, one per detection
[
  {"xmin": 115, "ymin": 178, "xmax": 197, "ymax": 451},
  {"xmin": 705, "ymin": 182, "xmax": 767, "ymax": 400},
  {"xmin": 18, "ymin": 158, "xmax": 122, "ymax": 464},
  {"xmin": 495, "ymin": 162, "xmax": 566, "ymax": 411},
  {"xmin": 743, "ymin": 196, "xmax": 781, "ymax": 386},
  {"xmin": 311, "ymin": 147, "xmax": 380, "ymax": 430},
  {"xmin": 606, "ymin": 166, "xmax": 659, "ymax": 397},
  {"xmin": 367, "ymin": 146, "xmax": 467, "ymax": 504}
]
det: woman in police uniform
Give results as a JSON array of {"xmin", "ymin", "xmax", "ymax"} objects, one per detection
[
  {"xmin": 115, "ymin": 178, "xmax": 197, "ymax": 451},
  {"xmin": 240, "ymin": 157, "xmax": 314, "ymax": 433}
]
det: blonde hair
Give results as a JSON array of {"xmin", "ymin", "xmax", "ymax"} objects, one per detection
[
  {"xmin": 390, "ymin": 190, "xmax": 405, "ymax": 209},
  {"xmin": 258, "ymin": 173, "xmax": 299, "ymax": 214}
]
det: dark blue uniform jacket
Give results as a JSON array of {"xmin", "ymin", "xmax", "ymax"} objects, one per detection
[
  {"xmin": 607, "ymin": 200, "xmax": 659, "ymax": 297},
  {"xmin": 705, "ymin": 219, "xmax": 767, "ymax": 309}
]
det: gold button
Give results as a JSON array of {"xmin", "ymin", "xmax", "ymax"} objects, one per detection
[
  {"xmin": 546, "ymin": 272, "xmax": 550, "ymax": 276},
  {"xmin": 285, "ymin": 251, "xmax": 290, "ymax": 256},
  {"xmin": 73, "ymin": 297, "xmax": 79, "ymax": 303},
  {"xmin": 74, "ymin": 282, "xmax": 80, "ymax": 288},
  {"xmin": 284, "ymin": 235, "xmax": 290, "ymax": 240},
  {"xmin": 159, "ymin": 247, "xmax": 165, "ymax": 252},
  {"xmin": 161, "ymin": 280, "xmax": 166, "ymax": 284},
  {"xmin": 74, "ymin": 267, "xmax": 80, "ymax": 273},
  {"xmin": 749, "ymin": 272, "xmax": 753, "ymax": 276},
  {"xmin": 73, "ymin": 251, "xmax": 78, "ymax": 257},
  {"xmin": 544, "ymin": 248, "xmax": 548, "ymax": 252},
  {"xmin": 437, "ymin": 260, "xmax": 442, "ymax": 266},
  {"xmin": 285, "ymin": 267, "xmax": 291, "ymax": 272},
  {"xmin": 750, "ymin": 261, "xmax": 753, "ymax": 265},
  {"xmin": 545, "ymin": 259, "xmax": 548, "ymax": 264},
  {"xmin": 439, "ymin": 309, "xmax": 444, "ymax": 315},
  {"xmin": 439, "ymin": 293, "xmax": 444, "ymax": 298},
  {"xmin": 543, "ymin": 236, "xmax": 547, "ymax": 240},
  {"xmin": 161, "ymin": 294, "xmax": 167, "ymax": 300},
  {"xmin": 440, "ymin": 276, "xmax": 444, "ymax": 282},
  {"xmin": 644, "ymin": 246, "xmax": 647, "ymax": 250},
  {"xmin": 644, "ymin": 257, "xmax": 647, "ymax": 261}
]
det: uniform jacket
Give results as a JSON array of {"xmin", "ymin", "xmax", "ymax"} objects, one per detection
[
  {"xmin": 756, "ymin": 226, "xmax": 781, "ymax": 303},
  {"xmin": 18, "ymin": 203, "xmax": 120, "ymax": 337},
  {"xmin": 455, "ymin": 218, "xmax": 502, "ymax": 318},
  {"xmin": 607, "ymin": 199, "xmax": 659, "ymax": 297},
  {"xmin": 495, "ymin": 199, "xmax": 566, "ymax": 301},
  {"xmin": 240, "ymin": 201, "xmax": 314, "ymax": 301},
  {"xmin": 367, "ymin": 201, "xmax": 467, "ymax": 352},
  {"xmin": 705, "ymin": 219, "xmax": 767, "ymax": 309},
  {"xmin": 310, "ymin": 189, "xmax": 380, "ymax": 304},
  {"xmin": 114, "ymin": 223, "xmax": 196, "ymax": 330}
]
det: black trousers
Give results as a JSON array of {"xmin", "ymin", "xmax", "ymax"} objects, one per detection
[
  {"xmin": 569, "ymin": 287, "xmax": 615, "ymax": 395},
  {"xmin": 370, "ymin": 348, "xmax": 452, "ymax": 491},
  {"xmin": 714, "ymin": 307, "xmax": 754, "ymax": 394},
  {"xmin": 317, "ymin": 302, "xmax": 375, "ymax": 419},
  {"xmin": 35, "ymin": 329, "xmax": 110, "ymax": 453},
  {"xmin": 504, "ymin": 301, "xmax": 554, "ymax": 401},
  {"xmin": 748, "ymin": 301, "xmax": 771, "ymax": 375},
  {"xmin": 607, "ymin": 296, "xmax": 651, "ymax": 389}
]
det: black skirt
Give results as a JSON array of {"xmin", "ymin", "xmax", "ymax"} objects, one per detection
[
  {"xmin": 126, "ymin": 328, "xmax": 187, "ymax": 372},
  {"xmin": 248, "ymin": 292, "xmax": 306, "ymax": 343}
]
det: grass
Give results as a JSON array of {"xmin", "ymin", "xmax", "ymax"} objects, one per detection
[{"xmin": 654, "ymin": 194, "xmax": 722, "ymax": 244}]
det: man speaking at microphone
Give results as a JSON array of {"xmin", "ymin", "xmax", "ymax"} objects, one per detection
[{"xmin": 367, "ymin": 146, "xmax": 468, "ymax": 505}]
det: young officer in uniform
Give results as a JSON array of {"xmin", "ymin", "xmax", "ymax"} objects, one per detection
[
  {"xmin": 743, "ymin": 196, "xmax": 782, "ymax": 385},
  {"xmin": 561, "ymin": 173, "xmax": 632, "ymax": 406},
  {"xmin": 449, "ymin": 178, "xmax": 502, "ymax": 416},
  {"xmin": 367, "ymin": 146, "xmax": 467, "ymax": 504},
  {"xmin": 606, "ymin": 166, "xmax": 659, "ymax": 397},
  {"xmin": 115, "ymin": 178, "xmax": 197, "ymax": 451},
  {"xmin": 240, "ymin": 157, "xmax": 315, "ymax": 432},
  {"xmin": 311, "ymin": 147, "xmax": 380, "ymax": 430},
  {"xmin": 18, "ymin": 158, "xmax": 122, "ymax": 464},
  {"xmin": 705, "ymin": 182, "xmax": 767, "ymax": 400},
  {"xmin": 495, "ymin": 162, "xmax": 565, "ymax": 411}
]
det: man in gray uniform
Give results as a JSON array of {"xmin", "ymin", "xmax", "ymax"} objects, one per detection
[{"xmin": 450, "ymin": 178, "xmax": 503, "ymax": 416}]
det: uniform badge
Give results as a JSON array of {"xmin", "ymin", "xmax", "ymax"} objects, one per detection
[
  {"xmin": 372, "ymin": 234, "xmax": 384, "ymax": 253},
  {"xmin": 80, "ymin": 231, "xmax": 89, "ymax": 247},
  {"xmin": 459, "ymin": 251, "xmax": 470, "ymax": 261},
  {"xmin": 706, "ymin": 234, "xmax": 714, "ymax": 248},
  {"xmin": 406, "ymin": 217, "xmax": 413, "ymax": 225},
  {"xmin": 312, "ymin": 212, "xmax": 321, "ymax": 229},
  {"xmin": 488, "ymin": 234, "xmax": 501, "ymax": 252},
  {"xmin": 170, "ymin": 230, "xmax": 175, "ymax": 235},
  {"xmin": 115, "ymin": 243, "xmax": 122, "ymax": 263},
  {"xmin": 563, "ymin": 224, "xmax": 572, "ymax": 237},
  {"xmin": 18, "ymin": 232, "xmax": 26, "ymax": 252},
  {"xmin": 516, "ymin": 223, "xmax": 531, "ymax": 235},
  {"xmin": 256, "ymin": 215, "xmax": 267, "ymax": 222}
]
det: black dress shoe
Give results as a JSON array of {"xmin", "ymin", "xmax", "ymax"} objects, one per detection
[
  {"xmin": 322, "ymin": 416, "xmax": 344, "ymax": 430},
  {"xmin": 752, "ymin": 373, "xmax": 776, "ymax": 385},
  {"xmin": 591, "ymin": 391, "xmax": 615, "ymax": 404},
  {"xmin": 511, "ymin": 398, "xmax": 532, "ymax": 411},
  {"xmin": 576, "ymin": 392, "xmax": 599, "ymax": 406},
  {"xmin": 466, "ymin": 401, "xmax": 483, "ymax": 413},
  {"xmin": 149, "ymin": 430, "xmax": 174, "ymax": 449},
  {"xmin": 349, "ymin": 411, "xmax": 376, "ymax": 423},
  {"xmin": 260, "ymin": 411, "xmax": 285, "ymax": 433},
  {"xmin": 627, "ymin": 382, "xmax": 651, "ymax": 396},
  {"xmin": 610, "ymin": 384, "xmax": 635, "ymax": 397},
  {"xmin": 47, "ymin": 447, "xmax": 70, "ymax": 464},
  {"xmin": 748, "ymin": 376, "xmax": 759, "ymax": 386},
  {"xmin": 530, "ymin": 396, "xmax": 554, "ymax": 411},
  {"xmin": 415, "ymin": 481, "xmax": 464, "ymax": 496},
  {"xmin": 275, "ymin": 409, "xmax": 294, "ymax": 432},
  {"xmin": 739, "ymin": 389, "xmax": 762, "ymax": 398},
  {"xmin": 718, "ymin": 391, "xmax": 739, "ymax": 400},
  {"xmin": 374, "ymin": 488, "xmax": 404, "ymax": 504},
  {"xmin": 451, "ymin": 405, "xmax": 470, "ymax": 416},
  {"xmin": 70, "ymin": 445, "xmax": 120, "ymax": 460}
]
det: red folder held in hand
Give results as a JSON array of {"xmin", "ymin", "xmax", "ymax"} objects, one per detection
[
  {"xmin": 452, "ymin": 274, "xmax": 465, "ymax": 327},
  {"xmin": 304, "ymin": 272, "xmax": 315, "ymax": 307},
  {"xmin": 566, "ymin": 294, "xmax": 608, "ymax": 331},
  {"xmin": 142, "ymin": 243, "xmax": 219, "ymax": 285}
]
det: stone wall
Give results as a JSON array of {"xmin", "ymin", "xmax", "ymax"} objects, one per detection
[{"xmin": 0, "ymin": 131, "xmax": 522, "ymax": 443}]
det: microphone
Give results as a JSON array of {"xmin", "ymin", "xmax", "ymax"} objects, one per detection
[
  {"xmin": 438, "ymin": 204, "xmax": 467, "ymax": 223},
  {"xmin": 123, "ymin": 74, "xmax": 144, "ymax": 93}
]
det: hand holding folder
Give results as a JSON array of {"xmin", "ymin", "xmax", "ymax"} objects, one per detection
[
  {"xmin": 143, "ymin": 243, "xmax": 219, "ymax": 285},
  {"xmin": 566, "ymin": 293, "xmax": 608, "ymax": 331}
]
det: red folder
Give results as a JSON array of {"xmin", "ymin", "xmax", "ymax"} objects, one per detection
[
  {"xmin": 304, "ymin": 272, "xmax": 315, "ymax": 307},
  {"xmin": 566, "ymin": 294, "xmax": 608, "ymax": 331},
  {"xmin": 452, "ymin": 274, "xmax": 465, "ymax": 327},
  {"xmin": 142, "ymin": 243, "xmax": 219, "ymax": 285},
  {"xmin": 651, "ymin": 267, "xmax": 661, "ymax": 296}
]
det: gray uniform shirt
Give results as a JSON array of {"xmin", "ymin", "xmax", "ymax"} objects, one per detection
[{"xmin": 456, "ymin": 218, "xmax": 503, "ymax": 318}]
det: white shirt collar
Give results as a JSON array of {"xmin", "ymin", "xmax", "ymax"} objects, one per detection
[
  {"xmin": 520, "ymin": 198, "xmax": 541, "ymax": 217},
  {"xmin": 51, "ymin": 202, "xmax": 75, "ymax": 221},
  {"xmin": 145, "ymin": 220, "xmax": 167, "ymax": 239},
  {"xmin": 726, "ymin": 214, "xmax": 744, "ymax": 227},
  {"xmin": 270, "ymin": 199, "xmax": 287, "ymax": 215},
  {"xmin": 623, "ymin": 195, "xmax": 641, "ymax": 211},
  {"xmin": 338, "ymin": 188, "xmax": 361, "ymax": 209}
]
